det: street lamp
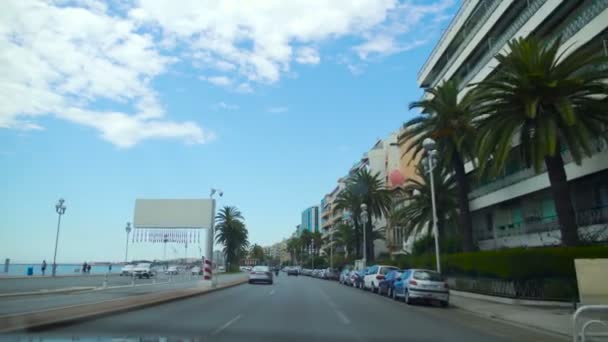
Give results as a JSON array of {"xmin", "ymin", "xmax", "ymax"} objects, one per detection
[
  {"xmin": 52, "ymin": 198, "xmax": 67, "ymax": 277},
  {"xmin": 208, "ymin": 188, "xmax": 223, "ymax": 286},
  {"xmin": 360, "ymin": 203, "xmax": 369, "ymax": 267},
  {"xmin": 422, "ymin": 137, "xmax": 441, "ymax": 273},
  {"xmin": 124, "ymin": 222, "xmax": 132, "ymax": 262}
]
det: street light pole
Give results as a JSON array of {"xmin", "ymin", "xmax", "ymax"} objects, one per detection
[
  {"xmin": 52, "ymin": 198, "xmax": 67, "ymax": 277},
  {"xmin": 124, "ymin": 222, "xmax": 132, "ymax": 262},
  {"xmin": 360, "ymin": 203, "xmax": 368, "ymax": 268},
  {"xmin": 423, "ymin": 138, "xmax": 441, "ymax": 273},
  {"xmin": 330, "ymin": 228, "xmax": 333, "ymax": 270}
]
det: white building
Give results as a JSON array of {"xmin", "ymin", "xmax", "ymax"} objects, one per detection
[{"xmin": 417, "ymin": 0, "xmax": 608, "ymax": 249}]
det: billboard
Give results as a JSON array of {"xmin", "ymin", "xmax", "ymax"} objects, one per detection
[{"xmin": 133, "ymin": 199, "xmax": 214, "ymax": 229}]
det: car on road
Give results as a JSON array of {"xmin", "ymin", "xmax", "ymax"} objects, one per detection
[
  {"xmin": 378, "ymin": 270, "xmax": 402, "ymax": 297},
  {"xmin": 132, "ymin": 263, "xmax": 156, "ymax": 279},
  {"xmin": 287, "ymin": 267, "xmax": 299, "ymax": 276},
  {"xmin": 217, "ymin": 265, "xmax": 225, "ymax": 272},
  {"xmin": 191, "ymin": 266, "xmax": 202, "ymax": 275},
  {"xmin": 393, "ymin": 269, "xmax": 449, "ymax": 307},
  {"xmin": 249, "ymin": 265, "xmax": 273, "ymax": 284},
  {"xmin": 120, "ymin": 264, "xmax": 135, "ymax": 276},
  {"xmin": 363, "ymin": 265, "xmax": 399, "ymax": 293},
  {"xmin": 323, "ymin": 268, "xmax": 339, "ymax": 280},
  {"xmin": 165, "ymin": 265, "xmax": 180, "ymax": 275}
]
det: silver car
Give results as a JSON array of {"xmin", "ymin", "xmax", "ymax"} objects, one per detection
[
  {"xmin": 394, "ymin": 269, "xmax": 449, "ymax": 307},
  {"xmin": 248, "ymin": 265, "xmax": 273, "ymax": 284}
]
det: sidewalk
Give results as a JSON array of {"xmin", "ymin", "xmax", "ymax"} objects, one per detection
[{"xmin": 450, "ymin": 292, "xmax": 573, "ymax": 337}]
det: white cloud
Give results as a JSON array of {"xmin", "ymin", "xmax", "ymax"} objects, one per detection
[
  {"xmin": 267, "ymin": 106, "xmax": 288, "ymax": 114},
  {"xmin": 202, "ymin": 76, "xmax": 233, "ymax": 86},
  {"xmin": 295, "ymin": 47, "xmax": 320, "ymax": 65},
  {"xmin": 235, "ymin": 83, "xmax": 253, "ymax": 93},
  {"xmin": 216, "ymin": 102, "xmax": 239, "ymax": 110},
  {"xmin": 0, "ymin": 0, "xmax": 210, "ymax": 147}
]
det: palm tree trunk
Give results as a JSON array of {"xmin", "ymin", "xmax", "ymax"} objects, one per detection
[
  {"xmin": 452, "ymin": 152, "xmax": 474, "ymax": 251},
  {"xmin": 544, "ymin": 152, "xmax": 580, "ymax": 246},
  {"xmin": 354, "ymin": 219, "xmax": 361, "ymax": 259}
]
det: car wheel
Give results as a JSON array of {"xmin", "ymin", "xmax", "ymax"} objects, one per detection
[
  {"xmin": 440, "ymin": 300, "xmax": 448, "ymax": 308},
  {"xmin": 392, "ymin": 288, "xmax": 397, "ymax": 300},
  {"xmin": 405, "ymin": 290, "xmax": 412, "ymax": 305}
]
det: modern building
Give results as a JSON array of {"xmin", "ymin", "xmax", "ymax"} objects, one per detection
[
  {"xmin": 299, "ymin": 206, "xmax": 320, "ymax": 235},
  {"xmin": 415, "ymin": 0, "xmax": 608, "ymax": 250}
]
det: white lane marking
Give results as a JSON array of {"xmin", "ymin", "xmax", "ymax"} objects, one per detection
[
  {"xmin": 335, "ymin": 309, "xmax": 351, "ymax": 325},
  {"xmin": 211, "ymin": 314, "xmax": 242, "ymax": 336},
  {"xmin": 269, "ymin": 289, "xmax": 275, "ymax": 296}
]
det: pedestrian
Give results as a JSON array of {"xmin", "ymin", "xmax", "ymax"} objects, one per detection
[
  {"xmin": 41, "ymin": 260, "xmax": 47, "ymax": 276},
  {"xmin": 108, "ymin": 264, "xmax": 112, "ymax": 273},
  {"xmin": 82, "ymin": 262, "xmax": 87, "ymax": 274},
  {"xmin": 87, "ymin": 264, "xmax": 91, "ymax": 273}
]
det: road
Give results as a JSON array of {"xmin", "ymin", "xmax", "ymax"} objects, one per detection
[
  {"xmin": 0, "ymin": 272, "xmax": 244, "ymax": 316},
  {"xmin": 31, "ymin": 274, "xmax": 562, "ymax": 341}
]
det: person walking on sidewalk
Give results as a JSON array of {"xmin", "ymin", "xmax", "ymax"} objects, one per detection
[
  {"xmin": 82, "ymin": 262, "xmax": 87, "ymax": 274},
  {"xmin": 41, "ymin": 260, "xmax": 47, "ymax": 276},
  {"xmin": 87, "ymin": 264, "xmax": 92, "ymax": 273}
]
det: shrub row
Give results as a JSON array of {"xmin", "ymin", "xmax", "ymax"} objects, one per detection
[{"xmin": 377, "ymin": 246, "xmax": 608, "ymax": 280}]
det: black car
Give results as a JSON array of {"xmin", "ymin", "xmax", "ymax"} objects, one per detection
[{"xmin": 287, "ymin": 267, "xmax": 299, "ymax": 276}]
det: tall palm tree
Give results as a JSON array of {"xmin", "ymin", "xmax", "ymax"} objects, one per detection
[
  {"xmin": 334, "ymin": 185, "xmax": 363, "ymax": 258},
  {"xmin": 474, "ymin": 37, "xmax": 608, "ymax": 246},
  {"xmin": 331, "ymin": 222, "xmax": 356, "ymax": 257},
  {"xmin": 311, "ymin": 231, "xmax": 323, "ymax": 256},
  {"xmin": 299, "ymin": 230, "xmax": 312, "ymax": 256},
  {"xmin": 393, "ymin": 164, "xmax": 458, "ymax": 245},
  {"xmin": 349, "ymin": 169, "xmax": 391, "ymax": 262},
  {"xmin": 286, "ymin": 237, "xmax": 301, "ymax": 265},
  {"xmin": 400, "ymin": 79, "xmax": 477, "ymax": 251},
  {"xmin": 215, "ymin": 206, "xmax": 249, "ymax": 271}
]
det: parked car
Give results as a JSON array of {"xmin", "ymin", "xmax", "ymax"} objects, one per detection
[
  {"xmin": 363, "ymin": 265, "xmax": 399, "ymax": 293},
  {"xmin": 191, "ymin": 266, "xmax": 202, "ymax": 275},
  {"xmin": 249, "ymin": 265, "xmax": 273, "ymax": 284},
  {"xmin": 287, "ymin": 267, "xmax": 299, "ymax": 276},
  {"xmin": 353, "ymin": 267, "xmax": 368, "ymax": 289},
  {"xmin": 378, "ymin": 270, "xmax": 403, "ymax": 296},
  {"xmin": 165, "ymin": 265, "xmax": 180, "ymax": 275},
  {"xmin": 132, "ymin": 263, "xmax": 155, "ymax": 279},
  {"xmin": 120, "ymin": 264, "xmax": 135, "ymax": 276},
  {"xmin": 339, "ymin": 267, "xmax": 352, "ymax": 284},
  {"xmin": 393, "ymin": 269, "xmax": 449, "ymax": 307},
  {"xmin": 345, "ymin": 270, "xmax": 358, "ymax": 286},
  {"xmin": 324, "ymin": 268, "xmax": 339, "ymax": 280}
]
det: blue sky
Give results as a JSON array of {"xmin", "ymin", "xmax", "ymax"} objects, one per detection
[{"xmin": 0, "ymin": 0, "xmax": 457, "ymax": 263}]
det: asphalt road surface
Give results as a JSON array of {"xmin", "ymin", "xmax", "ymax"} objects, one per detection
[{"xmin": 27, "ymin": 274, "xmax": 563, "ymax": 341}]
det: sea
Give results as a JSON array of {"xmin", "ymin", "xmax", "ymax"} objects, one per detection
[{"xmin": 1, "ymin": 263, "xmax": 118, "ymax": 276}]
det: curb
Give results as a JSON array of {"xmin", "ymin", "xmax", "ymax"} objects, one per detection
[
  {"xmin": 0, "ymin": 287, "xmax": 96, "ymax": 298},
  {"xmin": 450, "ymin": 303, "xmax": 571, "ymax": 340},
  {"xmin": 0, "ymin": 278, "xmax": 248, "ymax": 333},
  {"xmin": 449, "ymin": 289, "xmax": 573, "ymax": 308}
]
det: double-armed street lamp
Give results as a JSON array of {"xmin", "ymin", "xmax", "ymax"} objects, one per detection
[
  {"xmin": 422, "ymin": 137, "xmax": 441, "ymax": 273},
  {"xmin": 52, "ymin": 198, "xmax": 67, "ymax": 277},
  {"xmin": 125, "ymin": 222, "xmax": 132, "ymax": 262}
]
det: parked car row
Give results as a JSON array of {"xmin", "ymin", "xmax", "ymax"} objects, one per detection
[
  {"xmin": 337, "ymin": 265, "xmax": 449, "ymax": 307},
  {"xmin": 299, "ymin": 267, "xmax": 339, "ymax": 280}
]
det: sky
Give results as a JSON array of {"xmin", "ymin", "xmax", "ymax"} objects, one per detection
[{"xmin": 0, "ymin": 0, "xmax": 458, "ymax": 263}]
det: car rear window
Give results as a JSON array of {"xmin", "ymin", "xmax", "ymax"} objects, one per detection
[
  {"xmin": 252, "ymin": 266, "xmax": 269, "ymax": 272},
  {"xmin": 413, "ymin": 271, "xmax": 444, "ymax": 281}
]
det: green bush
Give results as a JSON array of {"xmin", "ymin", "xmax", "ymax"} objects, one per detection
[{"xmin": 397, "ymin": 246, "xmax": 608, "ymax": 280}]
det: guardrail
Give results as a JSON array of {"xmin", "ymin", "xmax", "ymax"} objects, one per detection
[{"xmin": 572, "ymin": 305, "xmax": 608, "ymax": 342}]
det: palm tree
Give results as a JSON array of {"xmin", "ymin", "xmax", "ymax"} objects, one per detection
[
  {"xmin": 299, "ymin": 230, "xmax": 312, "ymax": 256},
  {"xmin": 332, "ymin": 222, "xmax": 356, "ymax": 257},
  {"xmin": 349, "ymin": 169, "xmax": 391, "ymax": 262},
  {"xmin": 311, "ymin": 231, "xmax": 323, "ymax": 256},
  {"xmin": 215, "ymin": 206, "xmax": 249, "ymax": 271},
  {"xmin": 250, "ymin": 244, "xmax": 265, "ymax": 262},
  {"xmin": 474, "ymin": 37, "xmax": 608, "ymax": 246},
  {"xmin": 393, "ymin": 164, "xmax": 458, "ymax": 245},
  {"xmin": 286, "ymin": 237, "xmax": 301, "ymax": 265},
  {"xmin": 334, "ymin": 185, "xmax": 363, "ymax": 257},
  {"xmin": 400, "ymin": 79, "xmax": 477, "ymax": 251}
]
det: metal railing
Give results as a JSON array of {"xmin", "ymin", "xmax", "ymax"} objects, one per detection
[{"xmin": 573, "ymin": 305, "xmax": 608, "ymax": 342}]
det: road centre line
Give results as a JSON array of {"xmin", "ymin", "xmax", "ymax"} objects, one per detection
[{"xmin": 211, "ymin": 314, "xmax": 242, "ymax": 336}]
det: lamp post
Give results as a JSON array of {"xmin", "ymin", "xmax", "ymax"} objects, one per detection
[
  {"xmin": 52, "ymin": 198, "xmax": 67, "ymax": 277},
  {"xmin": 360, "ymin": 203, "xmax": 369, "ymax": 267},
  {"xmin": 423, "ymin": 137, "xmax": 441, "ymax": 273},
  {"xmin": 208, "ymin": 188, "xmax": 223, "ymax": 285},
  {"xmin": 124, "ymin": 222, "xmax": 132, "ymax": 262}
]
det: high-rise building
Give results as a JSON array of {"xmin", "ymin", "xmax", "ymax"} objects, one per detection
[
  {"xmin": 299, "ymin": 206, "xmax": 320, "ymax": 235},
  {"xmin": 416, "ymin": 0, "xmax": 608, "ymax": 249}
]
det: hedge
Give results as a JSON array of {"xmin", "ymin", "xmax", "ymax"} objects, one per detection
[{"xmin": 379, "ymin": 246, "xmax": 608, "ymax": 281}]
